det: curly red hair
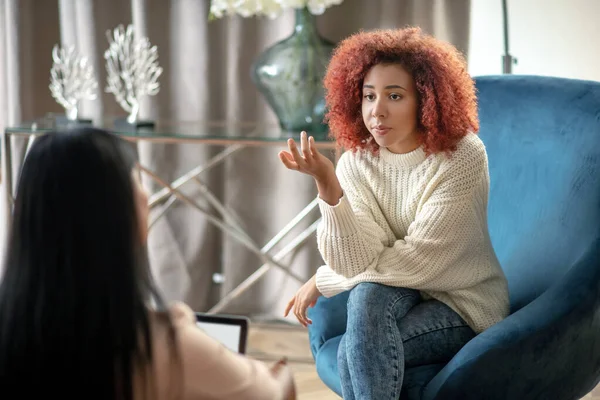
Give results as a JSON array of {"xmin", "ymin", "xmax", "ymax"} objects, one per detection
[{"xmin": 323, "ymin": 27, "xmax": 479, "ymax": 155}]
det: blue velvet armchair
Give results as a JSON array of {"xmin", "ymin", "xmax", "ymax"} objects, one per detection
[{"xmin": 307, "ymin": 75, "xmax": 600, "ymax": 399}]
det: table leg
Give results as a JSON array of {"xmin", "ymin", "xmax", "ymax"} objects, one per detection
[
  {"xmin": 139, "ymin": 141, "xmax": 323, "ymax": 315},
  {"xmin": 138, "ymin": 165, "xmax": 306, "ymax": 283},
  {"xmin": 208, "ymin": 219, "xmax": 320, "ymax": 314},
  {"xmin": 2, "ymin": 132, "xmax": 14, "ymax": 235}
]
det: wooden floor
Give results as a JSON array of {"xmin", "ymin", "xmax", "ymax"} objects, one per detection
[
  {"xmin": 248, "ymin": 322, "xmax": 600, "ymax": 399},
  {"xmin": 247, "ymin": 322, "xmax": 340, "ymax": 400}
]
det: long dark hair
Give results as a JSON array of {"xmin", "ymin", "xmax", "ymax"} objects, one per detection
[{"xmin": 0, "ymin": 128, "xmax": 177, "ymax": 398}]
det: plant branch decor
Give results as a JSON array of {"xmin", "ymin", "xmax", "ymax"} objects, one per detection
[
  {"xmin": 104, "ymin": 24, "xmax": 163, "ymax": 125},
  {"xmin": 49, "ymin": 45, "xmax": 98, "ymax": 122}
]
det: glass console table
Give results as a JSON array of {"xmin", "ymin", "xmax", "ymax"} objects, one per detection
[{"xmin": 2, "ymin": 115, "xmax": 341, "ymax": 314}]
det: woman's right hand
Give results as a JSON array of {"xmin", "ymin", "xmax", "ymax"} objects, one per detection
[
  {"xmin": 278, "ymin": 131, "xmax": 335, "ymax": 182},
  {"xmin": 278, "ymin": 131, "xmax": 343, "ymax": 206}
]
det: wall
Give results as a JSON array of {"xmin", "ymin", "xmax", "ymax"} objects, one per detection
[{"xmin": 468, "ymin": 0, "xmax": 600, "ymax": 82}]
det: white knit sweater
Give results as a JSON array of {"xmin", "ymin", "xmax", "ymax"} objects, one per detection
[{"xmin": 315, "ymin": 133, "xmax": 510, "ymax": 333}]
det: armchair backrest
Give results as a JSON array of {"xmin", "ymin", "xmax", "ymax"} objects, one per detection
[{"xmin": 475, "ymin": 75, "xmax": 600, "ymax": 312}]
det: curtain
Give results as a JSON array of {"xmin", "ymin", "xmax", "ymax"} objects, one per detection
[{"xmin": 0, "ymin": 0, "xmax": 471, "ymax": 320}]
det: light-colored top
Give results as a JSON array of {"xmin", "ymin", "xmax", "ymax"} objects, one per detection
[
  {"xmin": 142, "ymin": 302, "xmax": 292, "ymax": 400},
  {"xmin": 315, "ymin": 133, "xmax": 510, "ymax": 333}
]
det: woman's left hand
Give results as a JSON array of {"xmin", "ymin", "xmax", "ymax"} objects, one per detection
[{"xmin": 284, "ymin": 275, "xmax": 321, "ymax": 327}]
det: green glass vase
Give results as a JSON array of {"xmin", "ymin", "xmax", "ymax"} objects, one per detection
[{"xmin": 251, "ymin": 7, "xmax": 335, "ymax": 137}]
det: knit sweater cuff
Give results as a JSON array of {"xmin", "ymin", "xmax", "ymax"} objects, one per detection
[
  {"xmin": 316, "ymin": 265, "xmax": 351, "ymax": 298},
  {"xmin": 317, "ymin": 194, "xmax": 360, "ymax": 238}
]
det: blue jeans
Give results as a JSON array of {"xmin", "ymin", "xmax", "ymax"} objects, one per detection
[{"xmin": 337, "ymin": 283, "xmax": 475, "ymax": 400}]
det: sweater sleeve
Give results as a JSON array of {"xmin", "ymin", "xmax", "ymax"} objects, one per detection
[
  {"xmin": 316, "ymin": 140, "xmax": 491, "ymax": 297},
  {"xmin": 316, "ymin": 152, "xmax": 396, "ymax": 277}
]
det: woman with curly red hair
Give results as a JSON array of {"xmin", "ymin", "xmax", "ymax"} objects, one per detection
[{"xmin": 279, "ymin": 27, "xmax": 509, "ymax": 399}]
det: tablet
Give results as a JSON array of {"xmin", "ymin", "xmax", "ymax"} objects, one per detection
[{"xmin": 195, "ymin": 312, "xmax": 249, "ymax": 354}]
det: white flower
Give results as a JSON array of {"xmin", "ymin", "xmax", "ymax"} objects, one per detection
[
  {"xmin": 209, "ymin": 0, "xmax": 343, "ymax": 19},
  {"xmin": 276, "ymin": 0, "xmax": 306, "ymax": 8},
  {"xmin": 305, "ymin": 0, "xmax": 344, "ymax": 15},
  {"xmin": 208, "ymin": 0, "xmax": 234, "ymax": 18},
  {"xmin": 210, "ymin": 0, "xmax": 283, "ymax": 19},
  {"xmin": 277, "ymin": 0, "xmax": 344, "ymax": 14},
  {"xmin": 237, "ymin": 0, "xmax": 284, "ymax": 18}
]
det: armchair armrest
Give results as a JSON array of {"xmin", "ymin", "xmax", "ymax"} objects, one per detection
[{"xmin": 422, "ymin": 241, "xmax": 600, "ymax": 400}]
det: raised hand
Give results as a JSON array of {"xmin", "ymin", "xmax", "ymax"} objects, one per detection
[
  {"xmin": 278, "ymin": 131, "xmax": 335, "ymax": 182},
  {"xmin": 279, "ymin": 131, "xmax": 344, "ymax": 206}
]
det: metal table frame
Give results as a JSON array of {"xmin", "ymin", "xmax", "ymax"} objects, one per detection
[{"xmin": 2, "ymin": 125, "xmax": 341, "ymax": 314}]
